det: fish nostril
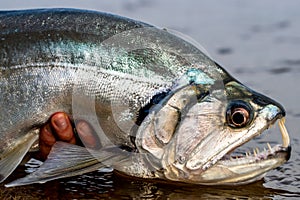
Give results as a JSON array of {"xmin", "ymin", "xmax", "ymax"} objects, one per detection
[{"xmin": 252, "ymin": 93, "xmax": 286, "ymax": 117}]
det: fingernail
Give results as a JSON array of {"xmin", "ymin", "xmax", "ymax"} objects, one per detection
[
  {"xmin": 77, "ymin": 122, "xmax": 91, "ymax": 135},
  {"xmin": 53, "ymin": 114, "xmax": 68, "ymax": 130},
  {"xmin": 76, "ymin": 121, "xmax": 98, "ymax": 149}
]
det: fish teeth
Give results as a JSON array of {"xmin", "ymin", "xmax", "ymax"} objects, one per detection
[
  {"xmin": 269, "ymin": 123, "xmax": 274, "ymax": 129},
  {"xmin": 255, "ymin": 148, "xmax": 260, "ymax": 153},
  {"xmin": 253, "ymin": 149, "xmax": 257, "ymax": 157},
  {"xmin": 267, "ymin": 143, "xmax": 272, "ymax": 151},
  {"xmin": 278, "ymin": 117, "xmax": 290, "ymax": 148},
  {"xmin": 264, "ymin": 147, "xmax": 267, "ymax": 152}
]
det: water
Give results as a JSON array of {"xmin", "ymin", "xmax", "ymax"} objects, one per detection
[{"xmin": 1, "ymin": 0, "xmax": 300, "ymax": 199}]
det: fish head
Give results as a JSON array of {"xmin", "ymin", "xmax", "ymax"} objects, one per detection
[{"xmin": 136, "ymin": 75, "xmax": 291, "ymax": 185}]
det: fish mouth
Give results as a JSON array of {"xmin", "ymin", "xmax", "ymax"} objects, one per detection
[
  {"xmin": 221, "ymin": 117, "xmax": 290, "ymax": 161},
  {"xmin": 200, "ymin": 117, "xmax": 291, "ymax": 185}
]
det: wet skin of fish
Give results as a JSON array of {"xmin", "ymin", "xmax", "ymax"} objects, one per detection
[{"xmin": 0, "ymin": 9, "xmax": 291, "ymax": 187}]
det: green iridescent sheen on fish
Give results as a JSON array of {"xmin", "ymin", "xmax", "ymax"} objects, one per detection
[{"xmin": 0, "ymin": 9, "xmax": 290, "ymax": 187}]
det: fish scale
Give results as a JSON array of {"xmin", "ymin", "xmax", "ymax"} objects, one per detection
[{"xmin": 0, "ymin": 9, "xmax": 290, "ymax": 187}]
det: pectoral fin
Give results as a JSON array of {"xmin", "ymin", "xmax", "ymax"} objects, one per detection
[
  {"xmin": 0, "ymin": 130, "xmax": 39, "ymax": 183},
  {"xmin": 6, "ymin": 141, "xmax": 130, "ymax": 187}
]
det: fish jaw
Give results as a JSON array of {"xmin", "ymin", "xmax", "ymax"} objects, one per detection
[
  {"xmin": 198, "ymin": 144, "xmax": 291, "ymax": 185},
  {"xmin": 162, "ymin": 111, "xmax": 291, "ymax": 185},
  {"xmin": 154, "ymin": 78, "xmax": 291, "ymax": 185},
  {"xmin": 186, "ymin": 117, "xmax": 291, "ymax": 185}
]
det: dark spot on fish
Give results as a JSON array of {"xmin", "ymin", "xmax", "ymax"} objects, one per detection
[
  {"xmin": 269, "ymin": 67, "xmax": 291, "ymax": 74},
  {"xmin": 217, "ymin": 47, "xmax": 233, "ymax": 55},
  {"xmin": 136, "ymin": 90, "xmax": 170, "ymax": 126}
]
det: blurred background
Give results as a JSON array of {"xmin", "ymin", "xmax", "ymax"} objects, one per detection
[{"xmin": 1, "ymin": 0, "xmax": 300, "ymax": 199}]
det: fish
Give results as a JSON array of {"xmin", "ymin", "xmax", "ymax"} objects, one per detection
[{"xmin": 0, "ymin": 8, "xmax": 291, "ymax": 187}]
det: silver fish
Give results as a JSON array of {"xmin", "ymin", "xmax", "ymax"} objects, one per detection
[{"xmin": 0, "ymin": 9, "xmax": 291, "ymax": 187}]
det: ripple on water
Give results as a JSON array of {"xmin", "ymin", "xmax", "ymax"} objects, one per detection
[
  {"xmin": 216, "ymin": 47, "xmax": 233, "ymax": 55},
  {"xmin": 269, "ymin": 67, "xmax": 292, "ymax": 74}
]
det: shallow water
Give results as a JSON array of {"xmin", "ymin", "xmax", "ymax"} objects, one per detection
[{"xmin": 1, "ymin": 0, "xmax": 300, "ymax": 199}]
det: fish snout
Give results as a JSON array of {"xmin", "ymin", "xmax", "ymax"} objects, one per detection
[{"xmin": 252, "ymin": 92, "xmax": 285, "ymax": 120}]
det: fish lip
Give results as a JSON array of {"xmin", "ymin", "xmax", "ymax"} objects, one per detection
[
  {"xmin": 276, "ymin": 145, "xmax": 291, "ymax": 161},
  {"xmin": 218, "ymin": 115, "xmax": 291, "ymax": 166},
  {"xmin": 194, "ymin": 117, "xmax": 292, "ymax": 185},
  {"xmin": 219, "ymin": 144, "xmax": 291, "ymax": 166}
]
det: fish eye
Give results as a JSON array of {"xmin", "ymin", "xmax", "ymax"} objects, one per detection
[{"xmin": 226, "ymin": 101, "xmax": 252, "ymax": 128}]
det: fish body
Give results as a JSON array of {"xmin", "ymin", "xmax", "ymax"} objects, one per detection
[{"xmin": 0, "ymin": 9, "xmax": 291, "ymax": 186}]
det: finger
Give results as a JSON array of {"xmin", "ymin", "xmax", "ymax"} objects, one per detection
[
  {"xmin": 50, "ymin": 112, "xmax": 76, "ymax": 144},
  {"xmin": 39, "ymin": 124, "xmax": 56, "ymax": 160},
  {"xmin": 40, "ymin": 124, "xmax": 56, "ymax": 146},
  {"xmin": 76, "ymin": 120, "xmax": 99, "ymax": 149}
]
